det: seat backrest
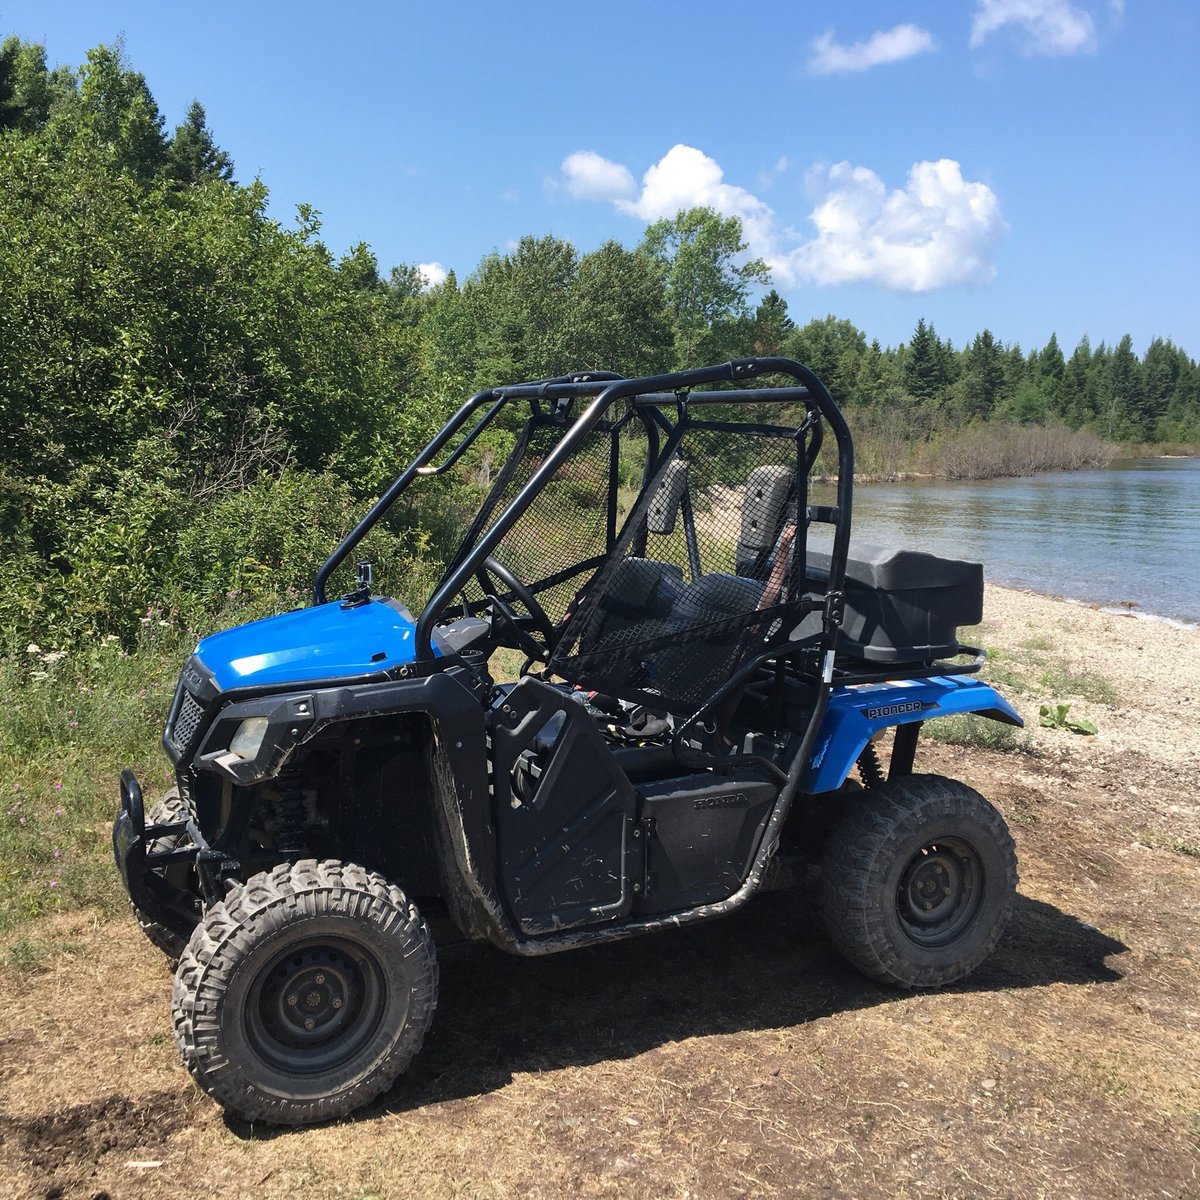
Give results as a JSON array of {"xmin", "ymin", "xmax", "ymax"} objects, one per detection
[
  {"xmin": 736, "ymin": 465, "xmax": 795, "ymax": 577},
  {"xmin": 575, "ymin": 558, "xmax": 684, "ymax": 657}
]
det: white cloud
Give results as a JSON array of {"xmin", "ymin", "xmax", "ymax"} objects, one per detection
[
  {"xmin": 560, "ymin": 145, "xmax": 1007, "ymax": 295},
  {"xmin": 611, "ymin": 144, "xmax": 777, "ymax": 264},
  {"xmin": 970, "ymin": 0, "xmax": 1098, "ymax": 55},
  {"xmin": 810, "ymin": 24, "xmax": 937, "ymax": 74},
  {"xmin": 416, "ymin": 261, "xmax": 447, "ymax": 289},
  {"xmin": 561, "ymin": 150, "xmax": 636, "ymax": 202},
  {"xmin": 778, "ymin": 159, "xmax": 1008, "ymax": 291}
]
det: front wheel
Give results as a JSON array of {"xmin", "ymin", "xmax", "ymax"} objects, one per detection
[
  {"xmin": 172, "ymin": 859, "xmax": 438, "ymax": 1126},
  {"xmin": 819, "ymin": 774, "xmax": 1017, "ymax": 988}
]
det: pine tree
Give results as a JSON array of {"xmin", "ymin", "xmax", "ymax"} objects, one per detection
[
  {"xmin": 166, "ymin": 100, "xmax": 234, "ymax": 184},
  {"xmin": 1036, "ymin": 332, "xmax": 1066, "ymax": 415},
  {"xmin": 1108, "ymin": 334, "xmax": 1147, "ymax": 438},
  {"xmin": 1063, "ymin": 336, "xmax": 1094, "ymax": 427},
  {"xmin": 753, "ymin": 289, "xmax": 794, "ymax": 355},
  {"xmin": 902, "ymin": 318, "xmax": 949, "ymax": 400},
  {"xmin": 961, "ymin": 330, "xmax": 1005, "ymax": 419}
]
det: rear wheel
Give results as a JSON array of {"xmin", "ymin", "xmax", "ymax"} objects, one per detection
[
  {"xmin": 819, "ymin": 774, "xmax": 1017, "ymax": 988},
  {"xmin": 172, "ymin": 859, "xmax": 438, "ymax": 1126}
]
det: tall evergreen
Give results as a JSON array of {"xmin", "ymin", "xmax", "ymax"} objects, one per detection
[
  {"xmin": 903, "ymin": 319, "xmax": 950, "ymax": 400},
  {"xmin": 960, "ymin": 330, "xmax": 1006, "ymax": 420},
  {"xmin": 1064, "ymin": 336, "xmax": 1095, "ymax": 427},
  {"xmin": 167, "ymin": 100, "xmax": 234, "ymax": 185},
  {"xmin": 1108, "ymin": 334, "xmax": 1147, "ymax": 439},
  {"xmin": 1036, "ymin": 332, "xmax": 1066, "ymax": 415},
  {"xmin": 753, "ymin": 289, "xmax": 794, "ymax": 355}
]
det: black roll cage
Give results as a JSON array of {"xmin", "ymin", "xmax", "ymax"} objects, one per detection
[{"xmin": 313, "ymin": 357, "xmax": 856, "ymax": 672}]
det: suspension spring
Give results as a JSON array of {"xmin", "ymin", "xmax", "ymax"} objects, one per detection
[
  {"xmin": 276, "ymin": 788, "xmax": 307, "ymax": 854},
  {"xmin": 857, "ymin": 741, "xmax": 885, "ymax": 789}
]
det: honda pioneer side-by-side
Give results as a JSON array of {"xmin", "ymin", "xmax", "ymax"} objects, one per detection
[{"xmin": 113, "ymin": 358, "xmax": 1022, "ymax": 1126}]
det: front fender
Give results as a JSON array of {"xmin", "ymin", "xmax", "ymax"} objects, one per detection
[{"xmin": 802, "ymin": 675, "xmax": 1023, "ymax": 794}]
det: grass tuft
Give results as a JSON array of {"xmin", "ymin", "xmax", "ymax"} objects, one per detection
[
  {"xmin": 0, "ymin": 634, "xmax": 184, "ymax": 930},
  {"xmin": 925, "ymin": 715, "xmax": 1031, "ymax": 752},
  {"xmin": 1037, "ymin": 662, "xmax": 1118, "ymax": 705}
]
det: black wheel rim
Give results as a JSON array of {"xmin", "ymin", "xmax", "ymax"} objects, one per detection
[
  {"xmin": 245, "ymin": 936, "xmax": 388, "ymax": 1076},
  {"xmin": 896, "ymin": 837, "xmax": 983, "ymax": 949}
]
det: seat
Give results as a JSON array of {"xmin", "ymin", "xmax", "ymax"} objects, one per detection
[{"xmin": 575, "ymin": 558, "xmax": 685, "ymax": 659}]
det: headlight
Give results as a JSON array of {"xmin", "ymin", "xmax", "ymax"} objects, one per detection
[{"xmin": 229, "ymin": 716, "xmax": 270, "ymax": 760}]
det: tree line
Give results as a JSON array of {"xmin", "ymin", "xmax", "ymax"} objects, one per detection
[{"xmin": 1, "ymin": 38, "xmax": 1196, "ymax": 647}]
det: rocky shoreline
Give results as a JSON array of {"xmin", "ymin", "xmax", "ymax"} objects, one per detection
[{"xmin": 977, "ymin": 581, "xmax": 1200, "ymax": 785}]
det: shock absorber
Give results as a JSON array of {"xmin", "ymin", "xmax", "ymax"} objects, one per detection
[
  {"xmin": 857, "ymin": 741, "xmax": 885, "ymax": 789},
  {"xmin": 276, "ymin": 787, "xmax": 307, "ymax": 854}
]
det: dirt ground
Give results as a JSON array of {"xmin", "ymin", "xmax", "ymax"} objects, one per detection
[{"xmin": 1, "ymin": 586, "xmax": 1198, "ymax": 1199}]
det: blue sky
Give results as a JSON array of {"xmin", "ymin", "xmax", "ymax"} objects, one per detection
[{"xmin": 5, "ymin": 1, "xmax": 1198, "ymax": 356}]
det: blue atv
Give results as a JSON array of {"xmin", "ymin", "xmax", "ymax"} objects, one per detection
[{"xmin": 113, "ymin": 358, "xmax": 1021, "ymax": 1126}]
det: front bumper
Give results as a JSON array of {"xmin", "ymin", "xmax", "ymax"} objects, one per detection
[{"xmin": 113, "ymin": 770, "xmax": 223, "ymax": 927}]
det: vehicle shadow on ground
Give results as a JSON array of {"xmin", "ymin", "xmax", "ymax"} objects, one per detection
[{"xmin": 225, "ymin": 891, "xmax": 1126, "ymax": 1138}]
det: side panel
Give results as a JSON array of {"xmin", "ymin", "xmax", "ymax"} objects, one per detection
[
  {"xmin": 490, "ymin": 678, "xmax": 638, "ymax": 935},
  {"xmin": 637, "ymin": 769, "xmax": 779, "ymax": 914},
  {"xmin": 802, "ymin": 676, "xmax": 1023, "ymax": 794}
]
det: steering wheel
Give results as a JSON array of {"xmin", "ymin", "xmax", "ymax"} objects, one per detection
[{"xmin": 475, "ymin": 556, "xmax": 557, "ymax": 661}]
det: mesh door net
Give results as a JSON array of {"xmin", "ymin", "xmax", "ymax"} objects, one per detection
[{"xmin": 549, "ymin": 412, "xmax": 816, "ymax": 714}]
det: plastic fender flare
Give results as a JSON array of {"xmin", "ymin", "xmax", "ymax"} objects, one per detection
[{"xmin": 802, "ymin": 675, "xmax": 1022, "ymax": 794}]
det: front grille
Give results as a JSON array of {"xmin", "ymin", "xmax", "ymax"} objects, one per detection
[{"xmin": 171, "ymin": 689, "xmax": 205, "ymax": 751}]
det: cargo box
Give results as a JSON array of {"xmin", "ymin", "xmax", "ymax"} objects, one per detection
[{"xmin": 805, "ymin": 543, "xmax": 983, "ymax": 664}]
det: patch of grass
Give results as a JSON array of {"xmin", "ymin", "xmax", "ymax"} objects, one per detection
[
  {"xmin": 1020, "ymin": 634, "xmax": 1057, "ymax": 653},
  {"xmin": 1079, "ymin": 1052, "xmax": 1131, "ymax": 1100},
  {"xmin": 489, "ymin": 646, "xmax": 527, "ymax": 683},
  {"xmin": 982, "ymin": 657, "xmax": 1028, "ymax": 694},
  {"xmin": 3, "ymin": 934, "xmax": 82, "ymax": 973},
  {"xmin": 0, "ymin": 634, "xmax": 183, "ymax": 930},
  {"xmin": 1137, "ymin": 827, "xmax": 1200, "ymax": 859},
  {"xmin": 1005, "ymin": 797, "xmax": 1037, "ymax": 828},
  {"xmin": 925, "ymin": 715, "xmax": 1030, "ymax": 752},
  {"xmin": 1037, "ymin": 661, "xmax": 1118, "ymax": 705}
]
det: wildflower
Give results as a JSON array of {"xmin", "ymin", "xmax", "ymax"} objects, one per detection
[
  {"xmin": 48, "ymin": 880, "xmax": 58, "ymax": 889},
  {"xmin": 54, "ymin": 806, "xmax": 65, "ymax": 817},
  {"xmin": 41, "ymin": 649, "xmax": 67, "ymax": 665},
  {"xmin": 18, "ymin": 816, "xmax": 26, "ymax": 826},
  {"xmin": 52, "ymin": 849, "xmax": 61, "ymax": 859},
  {"xmin": 26, "ymin": 642, "xmax": 41, "ymax": 655},
  {"xmin": 53, "ymin": 782, "xmax": 62, "ymax": 791}
]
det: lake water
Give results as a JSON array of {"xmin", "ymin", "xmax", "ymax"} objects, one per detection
[{"xmin": 816, "ymin": 458, "xmax": 1200, "ymax": 627}]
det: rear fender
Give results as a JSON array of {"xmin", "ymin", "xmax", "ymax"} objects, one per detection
[{"xmin": 802, "ymin": 675, "xmax": 1022, "ymax": 794}]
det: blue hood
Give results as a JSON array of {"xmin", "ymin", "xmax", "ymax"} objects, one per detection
[{"xmin": 195, "ymin": 598, "xmax": 437, "ymax": 691}]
